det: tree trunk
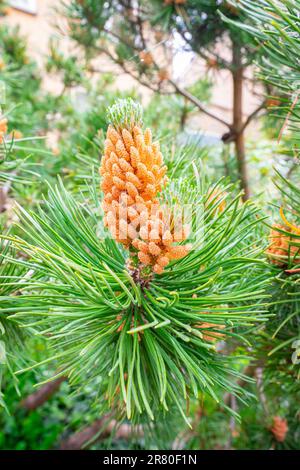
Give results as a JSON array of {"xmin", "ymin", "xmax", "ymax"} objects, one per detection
[
  {"xmin": 223, "ymin": 364, "xmax": 256, "ymax": 406},
  {"xmin": 232, "ymin": 40, "xmax": 250, "ymax": 201},
  {"xmin": 21, "ymin": 376, "xmax": 67, "ymax": 411},
  {"xmin": 59, "ymin": 416, "xmax": 142, "ymax": 450},
  {"xmin": 179, "ymin": 98, "xmax": 189, "ymax": 131}
]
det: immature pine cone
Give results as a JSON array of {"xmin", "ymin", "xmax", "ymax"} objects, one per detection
[
  {"xmin": 164, "ymin": 0, "xmax": 187, "ymax": 4},
  {"xmin": 198, "ymin": 322, "xmax": 225, "ymax": 342},
  {"xmin": 193, "ymin": 301, "xmax": 226, "ymax": 343},
  {"xmin": 139, "ymin": 51, "xmax": 154, "ymax": 67},
  {"xmin": 100, "ymin": 99, "xmax": 191, "ymax": 275},
  {"xmin": 270, "ymin": 416, "xmax": 288, "ymax": 442},
  {"xmin": 266, "ymin": 224, "xmax": 300, "ymax": 267},
  {"xmin": 157, "ymin": 68, "xmax": 170, "ymax": 82},
  {"xmin": 9, "ymin": 129, "xmax": 23, "ymax": 140},
  {"xmin": 0, "ymin": 118, "xmax": 7, "ymax": 144}
]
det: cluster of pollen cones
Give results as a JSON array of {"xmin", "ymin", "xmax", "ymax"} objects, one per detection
[
  {"xmin": 198, "ymin": 322, "xmax": 225, "ymax": 342},
  {"xmin": 266, "ymin": 224, "xmax": 300, "ymax": 267},
  {"xmin": 164, "ymin": 0, "xmax": 187, "ymax": 5},
  {"xmin": 270, "ymin": 416, "xmax": 288, "ymax": 442},
  {"xmin": 100, "ymin": 110, "xmax": 191, "ymax": 275},
  {"xmin": 0, "ymin": 117, "xmax": 7, "ymax": 144}
]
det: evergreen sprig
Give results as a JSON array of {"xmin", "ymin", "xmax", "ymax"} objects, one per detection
[
  {"xmin": 266, "ymin": 172, "xmax": 300, "ymax": 378},
  {"xmin": 0, "ymin": 231, "xmax": 28, "ymax": 408},
  {"xmin": 225, "ymin": 1, "xmax": 300, "ymax": 125},
  {"xmin": 2, "ymin": 163, "xmax": 271, "ymax": 423},
  {"xmin": 106, "ymin": 99, "xmax": 143, "ymax": 132}
]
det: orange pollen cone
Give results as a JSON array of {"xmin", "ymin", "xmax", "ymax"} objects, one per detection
[{"xmin": 100, "ymin": 99, "xmax": 191, "ymax": 275}]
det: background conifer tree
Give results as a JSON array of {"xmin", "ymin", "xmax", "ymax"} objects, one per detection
[{"xmin": 60, "ymin": 0, "xmax": 272, "ymax": 200}]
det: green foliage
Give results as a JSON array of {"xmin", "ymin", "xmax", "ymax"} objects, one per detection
[
  {"xmin": 151, "ymin": 0, "xmax": 254, "ymax": 58},
  {"xmin": 3, "ymin": 162, "xmax": 270, "ymax": 424},
  {"xmin": 0, "ymin": 231, "xmax": 28, "ymax": 409},
  {"xmin": 62, "ymin": 0, "xmax": 258, "ymax": 77},
  {"xmin": 0, "ymin": 3, "xmax": 299, "ymax": 450},
  {"xmin": 265, "ymin": 173, "xmax": 300, "ymax": 380},
  {"xmin": 230, "ymin": 0, "xmax": 300, "ymax": 386},
  {"xmin": 0, "ymin": 24, "xmax": 50, "ymax": 143},
  {"xmin": 46, "ymin": 38, "xmax": 86, "ymax": 89},
  {"xmin": 0, "ymin": 25, "xmax": 42, "ymax": 122},
  {"xmin": 226, "ymin": 1, "xmax": 300, "ymax": 155},
  {"xmin": 0, "ymin": 25, "xmax": 32, "ymax": 68},
  {"xmin": 62, "ymin": 0, "xmax": 114, "ymax": 53},
  {"xmin": 186, "ymin": 379, "xmax": 300, "ymax": 450},
  {"xmin": 107, "ymin": 98, "xmax": 143, "ymax": 132},
  {"xmin": 0, "ymin": 0, "xmax": 8, "ymax": 17},
  {"xmin": 0, "ymin": 347, "xmax": 103, "ymax": 450}
]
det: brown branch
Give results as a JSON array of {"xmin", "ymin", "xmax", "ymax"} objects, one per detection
[
  {"xmin": 169, "ymin": 79, "xmax": 231, "ymax": 129},
  {"xmin": 60, "ymin": 416, "xmax": 142, "ymax": 450},
  {"xmin": 21, "ymin": 376, "xmax": 67, "ymax": 411},
  {"xmin": 101, "ymin": 24, "xmax": 232, "ymax": 129},
  {"xmin": 232, "ymin": 40, "xmax": 249, "ymax": 200},
  {"xmin": 285, "ymin": 267, "xmax": 300, "ymax": 274},
  {"xmin": 93, "ymin": 47, "xmax": 172, "ymax": 95},
  {"xmin": 255, "ymin": 367, "xmax": 269, "ymax": 416},
  {"xmin": 21, "ymin": 374, "xmax": 142, "ymax": 450},
  {"xmin": 240, "ymin": 101, "xmax": 266, "ymax": 134}
]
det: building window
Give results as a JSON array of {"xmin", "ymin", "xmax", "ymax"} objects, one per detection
[{"xmin": 8, "ymin": 0, "xmax": 37, "ymax": 15}]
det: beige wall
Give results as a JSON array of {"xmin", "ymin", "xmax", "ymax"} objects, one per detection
[
  {"xmin": 186, "ymin": 60, "xmax": 262, "ymax": 138},
  {"xmin": 178, "ymin": 37, "xmax": 263, "ymax": 137},
  {"xmin": 1, "ymin": 1, "xmax": 151, "ymax": 96},
  {"xmin": 3, "ymin": 1, "xmax": 60, "ymax": 63},
  {"xmin": 2, "ymin": 0, "xmax": 73, "ymax": 93}
]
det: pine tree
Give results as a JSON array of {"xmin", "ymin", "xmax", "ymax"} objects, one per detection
[
  {"xmin": 0, "ymin": 98, "xmax": 270, "ymax": 424},
  {"xmin": 181, "ymin": 0, "xmax": 300, "ymax": 449},
  {"xmin": 232, "ymin": 0, "xmax": 300, "ymax": 377},
  {"xmin": 60, "ymin": 0, "xmax": 270, "ymax": 200},
  {"xmin": 1, "ymin": 1, "xmax": 299, "ymax": 450}
]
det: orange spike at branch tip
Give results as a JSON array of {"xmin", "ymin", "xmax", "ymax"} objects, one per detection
[{"xmin": 100, "ymin": 99, "xmax": 191, "ymax": 276}]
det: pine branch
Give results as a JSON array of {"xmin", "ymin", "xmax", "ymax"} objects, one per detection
[
  {"xmin": 4, "ymin": 99, "xmax": 271, "ymax": 422},
  {"xmin": 169, "ymin": 79, "xmax": 232, "ymax": 129},
  {"xmin": 20, "ymin": 376, "xmax": 67, "ymax": 411},
  {"xmin": 240, "ymin": 102, "xmax": 266, "ymax": 133}
]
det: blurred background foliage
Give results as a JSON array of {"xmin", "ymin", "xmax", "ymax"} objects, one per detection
[{"xmin": 0, "ymin": 0, "xmax": 299, "ymax": 450}]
